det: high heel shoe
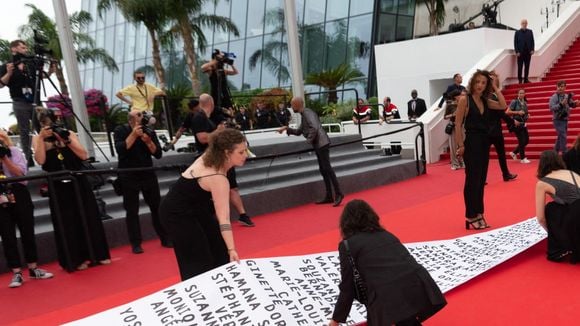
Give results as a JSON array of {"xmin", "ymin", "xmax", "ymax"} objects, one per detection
[
  {"xmin": 99, "ymin": 259, "xmax": 111, "ymax": 265},
  {"xmin": 465, "ymin": 217, "xmax": 487, "ymax": 230}
]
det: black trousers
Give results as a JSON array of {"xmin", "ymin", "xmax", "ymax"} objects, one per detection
[
  {"xmin": 517, "ymin": 52, "xmax": 532, "ymax": 82},
  {"xmin": 489, "ymin": 131, "xmax": 510, "ymax": 177},
  {"xmin": 315, "ymin": 145, "xmax": 342, "ymax": 198},
  {"xmin": 464, "ymin": 133, "xmax": 490, "ymax": 218},
  {"xmin": 512, "ymin": 127, "xmax": 530, "ymax": 159},
  {"xmin": 121, "ymin": 172, "xmax": 167, "ymax": 246},
  {"xmin": 0, "ymin": 184, "xmax": 37, "ymax": 269}
]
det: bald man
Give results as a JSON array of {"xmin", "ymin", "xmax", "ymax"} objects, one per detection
[
  {"xmin": 514, "ymin": 19, "xmax": 535, "ymax": 83},
  {"xmin": 190, "ymin": 93, "xmax": 255, "ymax": 227},
  {"xmin": 278, "ymin": 97, "xmax": 343, "ymax": 207},
  {"xmin": 114, "ymin": 110, "xmax": 170, "ymax": 254}
]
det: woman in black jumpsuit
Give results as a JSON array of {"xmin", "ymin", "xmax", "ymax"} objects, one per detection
[
  {"xmin": 454, "ymin": 70, "xmax": 507, "ymax": 230},
  {"xmin": 160, "ymin": 128, "xmax": 247, "ymax": 280}
]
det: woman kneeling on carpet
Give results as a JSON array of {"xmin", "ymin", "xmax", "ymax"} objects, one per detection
[
  {"xmin": 160, "ymin": 128, "xmax": 247, "ymax": 281},
  {"xmin": 329, "ymin": 200, "xmax": 446, "ymax": 326},
  {"xmin": 535, "ymin": 150, "xmax": 580, "ymax": 263}
]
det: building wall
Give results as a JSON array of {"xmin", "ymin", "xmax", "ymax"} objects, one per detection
[
  {"xmin": 79, "ymin": 0, "xmax": 424, "ymax": 104},
  {"xmin": 414, "ymin": 0, "xmax": 576, "ymax": 37}
]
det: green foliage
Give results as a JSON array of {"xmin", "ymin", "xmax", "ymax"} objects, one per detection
[
  {"xmin": 165, "ymin": 82, "xmax": 195, "ymax": 132},
  {"xmin": 0, "ymin": 39, "xmax": 10, "ymax": 64},
  {"xmin": 305, "ymin": 63, "xmax": 364, "ymax": 103}
]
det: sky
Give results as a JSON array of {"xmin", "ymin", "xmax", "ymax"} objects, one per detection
[{"xmin": 0, "ymin": 0, "xmax": 82, "ymax": 129}]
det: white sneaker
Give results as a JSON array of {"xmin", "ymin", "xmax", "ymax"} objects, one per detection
[
  {"xmin": 8, "ymin": 272, "xmax": 23, "ymax": 288},
  {"xmin": 509, "ymin": 152, "xmax": 517, "ymax": 160},
  {"xmin": 29, "ymin": 268, "xmax": 54, "ymax": 280},
  {"xmin": 521, "ymin": 158, "xmax": 531, "ymax": 164},
  {"xmin": 451, "ymin": 165, "xmax": 460, "ymax": 170}
]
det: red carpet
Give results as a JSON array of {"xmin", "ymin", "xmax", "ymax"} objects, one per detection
[
  {"xmin": 498, "ymin": 36, "xmax": 580, "ymax": 159},
  {"xmin": 1, "ymin": 160, "xmax": 579, "ymax": 325}
]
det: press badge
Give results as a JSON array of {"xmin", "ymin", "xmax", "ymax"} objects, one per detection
[{"xmin": 22, "ymin": 87, "xmax": 33, "ymax": 102}]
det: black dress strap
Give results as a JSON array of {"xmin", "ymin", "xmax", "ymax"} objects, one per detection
[
  {"xmin": 189, "ymin": 170, "xmax": 226, "ymax": 180},
  {"xmin": 570, "ymin": 171, "xmax": 580, "ymax": 196}
]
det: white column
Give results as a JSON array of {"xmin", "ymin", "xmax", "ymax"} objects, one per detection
[
  {"xmin": 52, "ymin": 0, "xmax": 95, "ymax": 158},
  {"xmin": 283, "ymin": 0, "xmax": 304, "ymax": 99}
]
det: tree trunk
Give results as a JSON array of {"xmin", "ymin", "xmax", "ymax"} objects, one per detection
[
  {"xmin": 180, "ymin": 20, "xmax": 201, "ymax": 96},
  {"xmin": 148, "ymin": 28, "xmax": 166, "ymax": 90},
  {"xmin": 430, "ymin": 12, "xmax": 439, "ymax": 35},
  {"xmin": 54, "ymin": 64, "xmax": 69, "ymax": 95},
  {"xmin": 328, "ymin": 87, "xmax": 338, "ymax": 104}
]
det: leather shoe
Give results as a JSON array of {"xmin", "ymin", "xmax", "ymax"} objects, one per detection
[
  {"xmin": 503, "ymin": 173, "xmax": 518, "ymax": 182},
  {"xmin": 333, "ymin": 194, "xmax": 344, "ymax": 207},
  {"xmin": 132, "ymin": 245, "xmax": 144, "ymax": 254},
  {"xmin": 315, "ymin": 198, "xmax": 333, "ymax": 204}
]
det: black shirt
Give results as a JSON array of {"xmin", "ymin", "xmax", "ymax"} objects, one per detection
[
  {"xmin": 276, "ymin": 108, "xmax": 292, "ymax": 126},
  {"xmin": 180, "ymin": 112, "xmax": 195, "ymax": 133},
  {"xmin": 235, "ymin": 112, "xmax": 251, "ymax": 130},
  {"xmin": 0, "ymin": 62, "xmax": 36, "ymax": 101},
  {"xmin": 191, "ymin": 111, "xmax": 217, "ymax": 153},
  {"xmin": 114, "ymin": 124, "xmax": 162, "ymax": 169}
]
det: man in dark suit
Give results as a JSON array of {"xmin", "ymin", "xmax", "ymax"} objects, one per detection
[
  {"xmin": 437, "ymin": 73, "xmax": 466, "ymax": 109},
  {"xmin": 277, "ymin": 96, "xmax": 343, "ymax": 207},
  {"xmin": 407, "ymin": 89, "xmax": 427, "ymax": 120},
  {"xmin": 514, "ymin": 19, "xmax": 535, "ymax": 84}
]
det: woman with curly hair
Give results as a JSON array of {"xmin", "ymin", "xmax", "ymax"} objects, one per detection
[
  {"xmin": 329, "ymin": 200, "xmax": 446, "ymax": 326},
  {"xmin": 454, "ymin": 70, "xmax": 507, "ymax": 230},
  {"xmin": 160, "ymin": 128, "xmax": 248, "ymax": 280}
]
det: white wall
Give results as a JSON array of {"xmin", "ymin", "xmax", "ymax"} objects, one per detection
[
  {"xmin": 375, "ymin": 28, "xmax": 514, "ymax": 120},
  {"xmin": 414, "ymin": 0, "xmax": 576, "ymax": 37},
  {"xmin": 375, "ymin": 2, "xmax": 580, "ymax": 163}
]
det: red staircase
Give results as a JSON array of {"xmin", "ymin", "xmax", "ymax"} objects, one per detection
[{"xmin": 496, "ymin": 36, "xmax": 580, "ymax": 159}]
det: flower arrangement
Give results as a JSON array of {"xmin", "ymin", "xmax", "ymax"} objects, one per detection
[{"xmin": 46, "ymin": 89, "xmax": 109, "ymax": 118}]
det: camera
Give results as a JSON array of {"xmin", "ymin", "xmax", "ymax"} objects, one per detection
[
  {"xmin": 0, "ymin": 141, "xmax": 12, "ymax": 159},
  {"xmin": 51, "ymin": 123, "xmax": 71, "ymax": 140},
  {"xmin": 33, "ymin": 30, "xmax": 54, "ymax": 57},
  {"xmin": 140, "ymin": 111, "xmax": 156, "ymax": 137},
  {"xmin": 212, "ymin": 49, "xmax": 235, "ymax": 66}
]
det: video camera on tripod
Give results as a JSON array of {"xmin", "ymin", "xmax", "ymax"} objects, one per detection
[{"xmin": 12, "ymin": 30, "xmax": 54, "ymax": 65}]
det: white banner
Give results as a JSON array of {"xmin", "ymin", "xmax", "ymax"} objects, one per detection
[{"xmin": 67, "ymin": 218, "xmax": 546, "ymax": 326}]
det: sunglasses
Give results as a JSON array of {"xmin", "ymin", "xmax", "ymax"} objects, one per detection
[{"xmin": 135, "ymin": 77, "xmax": 145, "ymax": 81}]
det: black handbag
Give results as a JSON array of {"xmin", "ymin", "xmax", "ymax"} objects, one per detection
[
  {"xmin": 343, "ymin": 239, "xmax": 368, "ymax": 304},
  {"xmin": 444, "ymin": 121, "xmax": 455, "ymax": 135}
]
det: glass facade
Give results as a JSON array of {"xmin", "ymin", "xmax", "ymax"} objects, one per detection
[{"xmin": 79, "ymin": 0, "xmax": 415, "ymax": 102}]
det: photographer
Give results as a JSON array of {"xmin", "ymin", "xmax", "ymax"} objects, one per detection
[
  {"xmin": 167, "ymin": 99, "xmax": 200, "ymax": 149},
  {"xmin": 33, "ymin": 108, "xmax": 111, "ymax": 271},
  {"xmin": 191, "ymin": 94, "xmax": 254, "ymax": 227},
  {"xmin": 201, "ymin": 49, "xmax": 238, "ymax": 111},
  {"xmin": 549, "ymin": 80, "xmax": 580, "ymax": 154},
  {"xmin": 0, "ymin": 40, "xmax": 53, "ymax": 166},
  {"xmin": 0, "ymin": 130, "xmax": 53, "ymax": 287},
  {"xmin": 114, "ymin": 110, "xmax": 171, "ymax": 254}
]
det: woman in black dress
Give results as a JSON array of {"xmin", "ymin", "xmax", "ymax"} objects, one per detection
[
  {"xmin": 32, "ymin": 109, "xmax": 110, "ymax": 271},
  {"xmin": 535, "ymin": 150, "xmax": 580, "ymax": 262},
  {"xmin": 455, "ymin": 70, "xmax": 507, "ymax": 230},
  {"xmin": 329, "ymin": 200, "xmax": 446, "ymax": 326},
  {"xmin": 160, "ymin": 128, "xmax": 247, "ymax": 281}
]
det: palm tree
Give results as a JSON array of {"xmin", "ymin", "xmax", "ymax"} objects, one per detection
[
  {"xmin": 304, "ymin": 63, "xmax": 364, "ymax": 104},
  {"xmin": 0, "ymin": 39, "xmax": 10, "ymax": 63},
  {"xmin": 18, "ymin": 4, "xmax": 118, "ymax": 95},
  {"xmin": 248, "ymin": 8, "xmax": 290, "ymax": 83},
  {"xmin": 98, "ymin": 0, "xmax": 170, "ymax": 89},
  {"xmin": 164, "ymin": 0, "xmax": 239, "ymax": 95},
  {"xmin": 421, "ymin": 0, "xmax": 446, "ymax": 36}
]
